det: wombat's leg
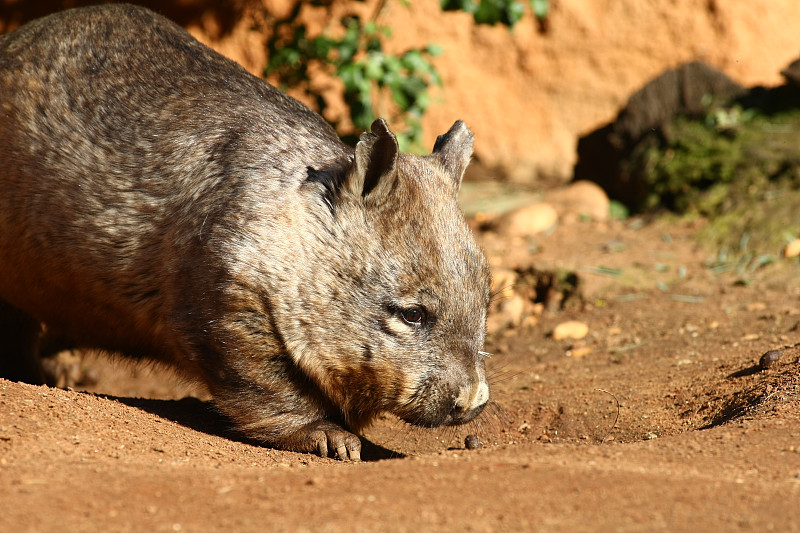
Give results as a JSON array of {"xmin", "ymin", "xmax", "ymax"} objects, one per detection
[
  {"xmin": 216, "ymin": 382, "xmax": 362, "ymax": 461},
  {"xmin": 0, "ymin": 299, "xmax": 45, "ymax": 384},
  {"xmin": 274, "ymin": 420, "xmax": 362, "ymax": 462}
]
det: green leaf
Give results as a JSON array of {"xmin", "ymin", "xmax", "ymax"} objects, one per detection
[
  {"xmin": 262, "ymin": 5, "xmax": 445, "ymax": 154},
  {"xmin": 338, "ymin": 63, "xmax": 363, "ymax": 90},
  {"xmin": 441, "ymin": 0, "xmax": 477, "ymax": 12},
  {"xmin": 530, "ymin": 0, "xmax": 549, "ymax": 19},
  {"xmin": 392, "ymin": 89, "xmax": 410, "ymax": 110},
  {"xmin": 426, "ymin": 43, "xmax": 444, "ymax": 57},
  {"xmin": 363, "ymin": 55, "xmax": 384, "ymax": 81},
  {"xmin": 504, "ymin": 1, "xmax": 525, "ymax": 25},
  {"xmin": 473, "ymin": 0, "xmax": 503, "ymax": 24}
]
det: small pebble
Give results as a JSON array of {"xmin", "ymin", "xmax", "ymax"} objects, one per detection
[
  {"xmin": 464, "ymin": 434, "xmax": 482, "ymax": 450},
  {"xmin": 552, "ymin": 320, "xmax": 589, "ymax": 341},
  {"xmin": 759, "ymin": 350, "xmax": 784, "ymax": 370}
]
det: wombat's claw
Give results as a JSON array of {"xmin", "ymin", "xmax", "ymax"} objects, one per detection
[
  {"xmin": 301, "ymin": 422, "xmax": 361, "ymax": 462},
  {"xmin": 321, "ymin": 432, "xmax": 361, "ymax": 462}
]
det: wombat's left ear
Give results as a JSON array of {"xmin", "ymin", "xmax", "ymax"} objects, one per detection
[
  {"xmin": 344, "ymin": 118, "xmax": 399, "ymax": 205},
  {"xmin": 432, "ymin": 120, "xmax": 474, "ymax": 189}
]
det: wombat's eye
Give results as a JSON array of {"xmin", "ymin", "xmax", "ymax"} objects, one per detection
[{"xmin": 400, "ymin": 306, "xmax": 426, "ymax": 326}]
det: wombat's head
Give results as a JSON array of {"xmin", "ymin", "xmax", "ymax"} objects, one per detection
[{"xmin": 295, "ymin": 119, "xmax": 491, "ymax": 432}]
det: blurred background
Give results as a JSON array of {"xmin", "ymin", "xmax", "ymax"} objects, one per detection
[
  {"xmin": 4, "ymin": 0, "xmax": 800, "ymax": 289},
  {"xmin": 2, "ymin": 0, "xmax": 797, "ymax": 185}
]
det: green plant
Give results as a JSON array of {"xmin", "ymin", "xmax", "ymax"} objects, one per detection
[
  {"xmin": 622, "ymin": 100, "xmax": 800, "ymax": 259},
  {"xmin": 264, "ymin": 1, "xmax": 546, "ymax": 151},
  {"xmin": 632, "ymin": 106, "xmax": 800, "ymax": 214},
  {"xmin": 440, "ymin": 0, "xmax": 549, "ymax": 27},
  {"xmin": 265, "ymin": 7, "xmax": 441, "ymax": 151}
]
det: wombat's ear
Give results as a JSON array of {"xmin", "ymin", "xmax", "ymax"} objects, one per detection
[
  {"xmin": 432, "ymin": 120, "xmax": 474, "ymax": 189},
  {"xmin": 344, "ymin": 118, "xmax": 399, "ymax": 204}
]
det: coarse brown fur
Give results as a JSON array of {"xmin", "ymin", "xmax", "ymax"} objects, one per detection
[{"xmin": 0, "ymin": 4, "xmax": 491, "ymax": 460}]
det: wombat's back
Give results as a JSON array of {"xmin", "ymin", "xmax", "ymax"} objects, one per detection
[
  {"xmin": 0, "ymin": 4, "xmax": 349, "ymax": 359},
  {"xmin": 0, "ymin": 4, "xmax": 341, "ymax": 141}
]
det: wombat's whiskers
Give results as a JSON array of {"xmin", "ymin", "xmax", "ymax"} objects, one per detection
[
  {"xmin": 489, "ymin": 285, "xmax": 514, "ymax": 305},
  {"xmin": 488, "ymin": 367, "xmax": 529, "ymax": 385}
]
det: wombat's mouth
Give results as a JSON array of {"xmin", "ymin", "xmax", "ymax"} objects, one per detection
[
  {"xmin": 400, "ymin": 402, "xmax": 487, "ymax": 428},
  {"xmin": 445, "ymin": 401, "xmax": 489, "ymax": 426},
  {"xmin": 399, "ymin": 382, "xmax": 490, "ymax": 428}
]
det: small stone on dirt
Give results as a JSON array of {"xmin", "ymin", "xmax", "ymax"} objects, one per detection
[
  {"xmin": 464, "ymin": 434, "xmax": 482, "ymax": 450},
  {"xmin": 759, "ymin": 350, "xmax": 784, "ymax": 370},
  {"xmin": 567, "ymin": 345, "xmax": 593, "ymax": 358},
  {"xmin": 552, "ymin": 320, "xmax": 589, "ymax": 340},
  {"xmin": 490, "ymin": 268, "xmax": 518, "ymax": 301}
]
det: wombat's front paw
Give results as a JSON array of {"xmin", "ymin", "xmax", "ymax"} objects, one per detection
[{"xmin": 281, "ymin": 421, "xmax": 362, "ymax": 462}]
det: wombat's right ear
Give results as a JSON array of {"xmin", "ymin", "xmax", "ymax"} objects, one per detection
[
  {"xmin": 432, "ymin": 120, "xmax": 474, "ymax": 190},
  {"xmin": 344, "ymin": 119, "xmax": 399, "ymax": 204}
]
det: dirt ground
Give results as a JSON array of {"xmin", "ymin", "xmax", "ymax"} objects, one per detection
[{"xmin": 2, "ymin": 198, "xmax": 800, "ymax": 532}]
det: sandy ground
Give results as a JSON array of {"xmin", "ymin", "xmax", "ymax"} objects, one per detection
[{"xmin": 2, "ymin": 208, "xmax": 800, "ymax": 532}]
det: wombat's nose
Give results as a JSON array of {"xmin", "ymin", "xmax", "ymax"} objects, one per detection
[{"xmin": 450, "ymin": 378, "xmax": 490, "ymax": 424}]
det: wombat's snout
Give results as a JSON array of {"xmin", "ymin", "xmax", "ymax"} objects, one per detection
[
  {"xmin": 399, "ymin": 360, "xmax": 490, "ymax": 428},
  {"xmin": 449, "ymin": 376, "xmax": 490, "ymax": 425}
]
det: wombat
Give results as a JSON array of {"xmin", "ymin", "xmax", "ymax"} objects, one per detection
[{"xmin": 0, "ymin": 4, "xmax": 491, "ymax": 461}]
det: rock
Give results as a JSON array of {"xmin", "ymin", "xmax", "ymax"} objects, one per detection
[
  {"xmin": 520, "ymin": 315, "xmax": 539, "ymax": 329},
  {"xmin": 495, "ymin": 202, "xmax": 557, "ymax": 237},
  {"xmin": 487, "ymin": 268, "xmax": 546, "ymax": 335},
  {"xmin": 464, "ymin": 434, "xmax": 482, "ymax": 450},
  {"xmin": 567, "ymin": 344, "xmax": 593, "ymax": 358},
  {"xmin": 573, "ymin": 61, "xmax": 745, "ymax": 211},
  {"xmin": 784, "ymin": 239, "xmax": 800, "ymax": 258},
  {"xmin": 552, "ymin": 320, "xmax": 589, "ymax": 340},
  {"xmin": 759, "ymin": 350, "xmax": 784, "ymax": 370},
  {"xmin": 613, "ymin": 61, "xmax": 744, "ymax": 147},
  {"xmin": 548, "ymin": 180, "xmax": 610, "ymax": 222}
]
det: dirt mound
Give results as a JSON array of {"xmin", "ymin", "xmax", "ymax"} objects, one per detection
[{"xmin": 706, "ymin": 347, "xmax": 800, "ymax": 428}]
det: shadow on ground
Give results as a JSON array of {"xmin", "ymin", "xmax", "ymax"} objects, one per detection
[{"xmin": 107, "ymin": 394, "xmax": 403, "ymax": 461}]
